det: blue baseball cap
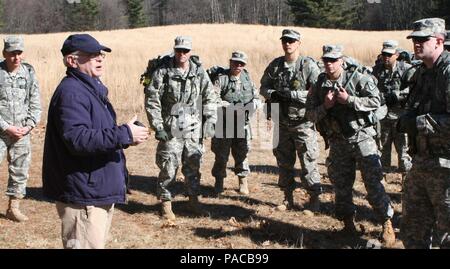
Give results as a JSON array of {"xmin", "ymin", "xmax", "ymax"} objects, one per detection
[{"xmin": 61, "ymin": 34, "xmax": 111, "ymax": 56}]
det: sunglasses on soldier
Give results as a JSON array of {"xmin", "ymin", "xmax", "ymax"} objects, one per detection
[
  {"xmin": 175, "ymin": 48, "xmax": 191, "ymax": 54},
  {"xmin": 412, "ymin": 36, "xmax": 432, "ymax": 43},
  {"xmin": 281, "ymin": 38, "xmax": 297, "ymax": 44},
  {"xmin": 322, "ymin": 57, "xmax": 339, "ymax": 63},
  {"xmin": 382, "ymin": 52, "xmax": 394, "ymax": 57},
  {"xmin": 231, "ymin": 60, "xmax": 246, "ymax": 66}
]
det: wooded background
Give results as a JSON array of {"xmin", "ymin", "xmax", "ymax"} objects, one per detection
[{"xmin": 0, "ymin": 0, "xmax": 448, "ymax": 34}]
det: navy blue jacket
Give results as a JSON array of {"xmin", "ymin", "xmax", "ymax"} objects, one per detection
[{"xmin": 43, "ymin": 68, "xmax": 132, "ymax": 206}]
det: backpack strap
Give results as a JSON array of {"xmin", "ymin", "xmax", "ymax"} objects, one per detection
[
  {"xmin": 295, "ymin": 56, "xmax": 307, "ymax": 73},
  {"xmin": 21, "ymin": 62, "xmax": 34, "ymax": 105}
]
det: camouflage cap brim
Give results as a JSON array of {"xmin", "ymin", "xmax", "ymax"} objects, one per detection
[
  {"xmin": 408, "ymin": 18, "xmax": 447, "ymax": 39},
  {"xmin": 4, "ymin": 45, "xmax": 24, "ymax": 52},
  {"xmin": 280, "ymin": 29, "xmax": 301, "ymax": 41},
  {"xmin": 381, "ymin": 48, "xmax": 397, "ymax": 54},
  {"xmin": 280, "ymin": 34, "xmax": 300, "ymax": 41},
  {"xmin": 407, "ymin": 30, "xmax": 434, "ymax": 39},
  {"xmin": 230, "ymin": 57, "xmax": 247, "ymax": 64},
  {"xmin": 322, "ymin": 52, "xmax": 343, "ymax": 59},
  {"xmin": 174, "ymin": 44, "xmax": 192, "ymax": 50}
]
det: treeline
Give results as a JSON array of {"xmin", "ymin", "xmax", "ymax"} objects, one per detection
[
  {"xmin": 0, "ymin": 0, "xmax": 449, "ymax": 34},
  {"xmin": 0, "ymin": 0, "xmax": 293, "ymax": 34},
  {"xmin": 288, "ymin": 0, "xmax": 450, "ymax": 30}
]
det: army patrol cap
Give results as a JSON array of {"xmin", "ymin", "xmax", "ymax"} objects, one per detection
[
  {"xmin": 4, "ymin": 36, "xmax": 24, "ymax": 52},
  {"xmin": 445, "ymin": 31, "xmax": 450, "ymax": 46},
  {"xmin": 230, "ymin": 51, "xmax": 248, "ymax": 64},
  {"xmin": 322, "ymin": 45, "xmax": 344, "ymax": 59},
  {"xmin": 280, "ymin": 29, "xmax": 301, "ymax": 41},
  {"xmin": 174, "ymin": 36, "xmax": 192, "ymax": 50},
  {"xmin": 407, "ymin": 18, "xmax": 446, "ymax": 39},
  {"xmin": 381, "ymin": 40, "xmax": 399, "ymax": 54}
]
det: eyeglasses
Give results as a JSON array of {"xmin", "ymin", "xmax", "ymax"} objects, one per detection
[
  {"xmin": 175, "ymin": 49, "xmax": 191, "ymax": 54},
  {"xmin": 382, "ymin": 52, "xmax": 394, "ymax": 57},
  {"xmin": 412, "ymin": 36, "xmax": 432, "ymax": 43},
  {"xmin": 322, "ymin": 57, "xmax": 339, "ymax": 63},
  {"xmin": 72, "ymin": 51, "xmax": 106, "ymax": 60},
  {"xmin": 281, "ymin": 38, "xmax": 297, "ymax": 44}
]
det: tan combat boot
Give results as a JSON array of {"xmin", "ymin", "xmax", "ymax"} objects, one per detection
[
  {"xmin": 382, "ymin": 219, "xmax": 396, "ymax": 247},
  {"xmin": 238, "ymin": 177, "xmax": 249, "ymax": 195},
  {"xmin": 161, "ymin": 201, "xmax": 176, "ymax": 221},
  {"xmin": 6, "ymin": 197, "xmax": 29, "ymax": 222}
]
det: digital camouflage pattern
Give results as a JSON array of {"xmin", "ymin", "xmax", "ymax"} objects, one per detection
[
  {"xmin": 372, "ymin": 61, "xmax": 415, "ymax": 171},
  {"xmin": 260, "ymin": 56, "xmax": 321, "ymax": 194},
  {"xmin": 155, "ymin": 137, "xmax": 203, "ymax": 200},
  {"xmin": 306, "ymin": 67, "xmax": 393, "ymax": 221},
  {"xmin": 0, "ymin": 61, "xmax": 41, "ymax": 198},
  {"xmin": 144, "ymin": 56, "xmax": 218, "ymax": 201},
  {"xmin": 307, "ymin": 69, "xmax": 380, "ymax": 143},
  {"xmin": 402, "ymin": 166, "xmax": 450, "ymax": 248},
  {"xmin": 399, "ymin": 50, "xmax": 450, "ymax": 248},
  {"xmin": 407, "ymin": 18, "xmax": 446, "ymax": 39},
  {"xmin": 211, "ymin": 68, "xmax": 258, "ymax": 179},
  {"xmin": 260, "ymin": 56, "xmax": 320, "ymax": 125},
  {"xmin": 327, "ymin": 137, "xmax": 393, "ymax": 221}
]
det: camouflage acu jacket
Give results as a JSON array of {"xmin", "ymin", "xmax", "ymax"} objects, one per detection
[
  {"xmin": 403, "ymin": 51, "xmax": 450, "ymax": 167},
  {"xmin": 260, "ymin": 56, "xmax": 320, "ymax": 126},
  {"xmin": 372, "ymin": 61, "xmax": 415, "ymax": 119},
  {"xmin": 144, "ymin": 56, "xmax": 218, "ymax": 137},
  {"xmin": 0, "ymin": 61, "xmax": 41, "ymax": 132},
  {"xmin": 214, "ymin": 69, "xmax": 258, "ymax": 138},
  {"xmin": 306, "ymin": 68, "xmax": 381, "ymax": 143},
  {"xmin": 215, "ymin": 69, "xmax": 257, "ymax": 106}
]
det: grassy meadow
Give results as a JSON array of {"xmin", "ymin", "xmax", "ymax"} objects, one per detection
[
  {"xmin": 0, "ymin": 24, "xmax": 410, "ymax": 249},
  {"xmin": 2, "ymin": 24, "xmax": 412, "ymax": 122}
]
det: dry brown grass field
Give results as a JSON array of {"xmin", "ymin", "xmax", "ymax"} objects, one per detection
[{"xmin": 0, "ymin": 24, "xmax": 410, "ymax": 249}]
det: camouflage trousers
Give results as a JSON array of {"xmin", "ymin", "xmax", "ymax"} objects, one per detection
[
  {"xmin": 401, "ymin": 165, "xmax": 450, "ymax": 249},
  {"xmin": 328, "ymin": 137, "xmax": 393, "ymax": 222},
  {"xmin": 0, "ymin": 134, "xmax": 31, "ymax": 198},
  {"xmin": 274, "ymin": 124, "xmax": 321, "ymax": 194},
  {"xmin": 211, "ymin": 137, "xmax": 250, "ymax": 179},
  {"xmin": 156, "ymin": 137, "xmax": 203, "ymax": 201},
  {"xmin": 380, "ymin": 118, "xmax": 412, "ymax": 172}
]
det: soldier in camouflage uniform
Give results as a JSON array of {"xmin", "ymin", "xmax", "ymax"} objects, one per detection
[
  {"xmin": 372, "ymin": 40, "xmax": 414, "ymax": 173},
  {"xmin": 0, "ymin": 36, "xmax": 41, "ymax": 222},
  {"xmin": 306, "ymin": 45, "xmax": 395, "ymax": 246},
  {"xmin": 445, "ymin": 31, "xmax": 450, "ymax": 52},
  {"xmin": 260, "ymin": 29, "xmax": 322, "ymax": 212},
  {"xmin": 211, "ymin": 51, "xmax": 258, "ymax": 196},
  {"xmin": 398, "ymin": 18, "xmax": 450, "ymax": 249},
  {"xmin": 144, "ymin": 36, "xmax": 218, "ymax": 221}
]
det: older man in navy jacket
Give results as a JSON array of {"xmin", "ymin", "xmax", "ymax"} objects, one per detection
[{"xmin": 42, "ymin": 34, "xmax": 149, "ymax": 249}]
